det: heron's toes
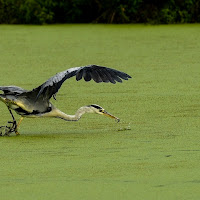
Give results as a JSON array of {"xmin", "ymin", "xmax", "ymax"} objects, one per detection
[
  {"xmin": 2, "ymin": 129, "xmax": 12, "ymax": 136},
  {"xmin": 3, "ymin": 132, "xmax": 11, "ymax": 136},
  {"xmin": 0, "ymin": 126, "xmax": 9, "ymax": 136},
  {"xmin": 1, "ymin": 120, "xmax": 19, "ymax": 136},
  {"xmin": 0, "ymin": 124, "xmax": 16, "ymax": 136}
]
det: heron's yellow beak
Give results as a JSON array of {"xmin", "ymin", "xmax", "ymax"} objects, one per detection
[{"xmin": 102, "ymin": 110, "xmax": 120, "ymax": 122}]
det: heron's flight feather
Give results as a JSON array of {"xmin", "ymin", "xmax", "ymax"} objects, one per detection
[{"xmin": 24, "ymin": 65, "xmax": 131, "ymax": 101}]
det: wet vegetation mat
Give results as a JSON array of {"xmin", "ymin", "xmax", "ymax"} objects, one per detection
[{"xmin": 0, "ymin": 24, "xmax": 200, "ymax": 199}]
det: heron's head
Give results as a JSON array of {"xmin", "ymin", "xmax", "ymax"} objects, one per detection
[{"xmin": 87, "ymin": 104, "xmax": 120, "ymax": 122}]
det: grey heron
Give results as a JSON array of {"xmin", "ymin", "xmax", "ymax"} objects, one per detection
[{"xmin": 0, "ymin": 65, "xmax": 131, "ymax": 136}]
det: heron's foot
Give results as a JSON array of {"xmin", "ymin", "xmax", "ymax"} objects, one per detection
[
  {"xmin": 0, "ymin": 125, "xmax": 12, "ymax": 136},
  {"xmin": 4, "ymin": 130, "xmax": 12, "ymax": 136},
  {"xmin": 11, "ymin": 121, "xmax": 20, "ymax": 135},
  {"xmin": 7, "ymin": 120, "xmax": 17, "ymax": 132},
  {"xmin": 0, "ymin": 121, "xmax": 18, "ymax": 136},
  {"xmin": 9, "ymin": 121, "xmax": 20, "ymax": 136}
]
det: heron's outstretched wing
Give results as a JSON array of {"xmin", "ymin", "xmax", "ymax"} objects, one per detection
[
  {"xmin": 0, "ymin": 86, "xmax": 27, "ymax": 95},
  {"xmin": 31, "ymin": 65, "xmax": 132, "ymax": 100}
]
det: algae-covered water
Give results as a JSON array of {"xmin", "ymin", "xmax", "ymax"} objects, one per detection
[{"xmin": 0, "ymin": 24, "xmax": 200, "ymax": 199}]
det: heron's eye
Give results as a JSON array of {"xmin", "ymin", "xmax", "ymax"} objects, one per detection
[{"xmin": 99, "ymin": 109, "xmax": 104, "ymax": 113}]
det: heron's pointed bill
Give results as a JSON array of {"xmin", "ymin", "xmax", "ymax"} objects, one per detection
[{"xmin": 102, "ymin": 110, "xmax": 120, "ymax": 122}]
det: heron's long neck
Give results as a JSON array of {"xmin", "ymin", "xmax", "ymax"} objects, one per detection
[{"xmin": 54, "ymin": 106, "xmax": 91, "ymax": 121}]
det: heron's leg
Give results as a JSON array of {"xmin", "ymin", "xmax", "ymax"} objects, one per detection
[
  {"xmin": 15, "ymin": 117, "xmax": 24, "ymax": 135},
  {"xmin": 8, "ymin": 107, "xmax": 16, "ymax": 122},
  {"xmin": 5, "ymin": 107, "xmax": 17, "ymax": 135},
  {"xmin": 0, "ymin": 107, "xmax": 17, "ymax": 136}
]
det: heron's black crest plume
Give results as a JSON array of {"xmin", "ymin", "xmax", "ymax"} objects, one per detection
[{"xmin": 89, "ymin": 104, "xmax": 103, "ymax": 109}]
